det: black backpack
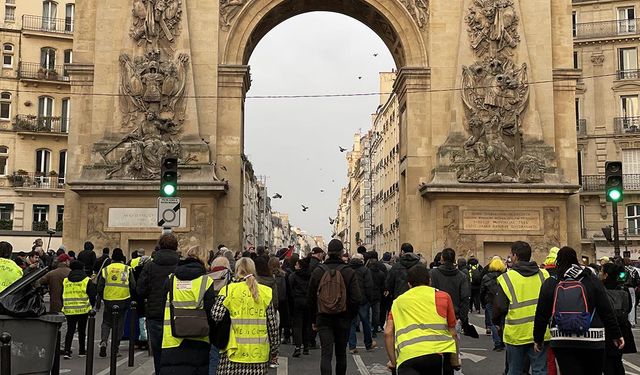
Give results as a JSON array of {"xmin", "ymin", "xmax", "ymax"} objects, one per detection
[
  {"xmin": 470, "ymin": 267, "xmax": 483, "ymax": 286},
  {"xmin": 606, "ymin": 289, "xmax": 630, "ymax": 323}
]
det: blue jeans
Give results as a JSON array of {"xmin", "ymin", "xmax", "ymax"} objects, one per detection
[
  {"xmin": 506, "ymin": 343, "xmax": 547, "ymax": 375},
  {"xmin": 485, "ymin": 303, "xmax": 503, "ymax": 348},
  {"xmin": 208, "ymin": 345, "xmax": 219, "ymax": 375},
  {"xmin": 349, "ymin": 303, "xmax": 373, "ymax": 350}
]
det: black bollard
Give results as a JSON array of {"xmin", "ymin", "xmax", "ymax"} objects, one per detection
[
  {"xmin": 110, "ymin": 305, "xmax": 120, "ymax": 375},
  {"xmin": 0, "ymin": 332, "xmax": 11, "ymax": 375},
  {"xmin": 51, "ymin": 329, "xmax": 61, "ymax": 375},
  {"xmin": 128, "ymin": 301, "xmax": 137, "ymax": 367},
  {"xmin": 85, "ymin": 310, "xmax": 96, "ymax": 375}
]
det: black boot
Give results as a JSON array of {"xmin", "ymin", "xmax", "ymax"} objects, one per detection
[{"xmin": 293, "ymin": 347, "xmax": 302, "ymax": 358}]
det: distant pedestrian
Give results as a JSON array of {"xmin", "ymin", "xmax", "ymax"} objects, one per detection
[
  {"xmin": 384, "ymin": 264, "xmax": 459, "ymax": 375},
  {"xmin": 348, "ymin": 253, "xmax": 377, "ymax": 353},
  {"xmin": 206, "ymin": 256, "xmax": 232, "ymax": 375},
  {"xmin": 39, "ymin": 254, "xmax": 72, "ymax": 313},
  {"xmin": 309, "ymin": 239, "xmax": 362, "ymax": 375},
  {"xmin": 0, "ymin": 241, "xmax": 22, "ymax": 293},
  {"xmin": 468, "ymin": 256, "xmax": 483, "ymax": 314},
  {"xmin": 385, "ymin": 243, "xmax": 420, "ymax": 300},
  {"xmin": 480, "ymin": 256, "xmax": 506, "ymax": 351},
  {"xmin": 94, "ymin": 248, "xmax": 111, "ymax": 275},
  {"xmin": 255, "ymin": 255, "xmax": 278, "ymax": 310},
  {"xmin": 533, "ymin": 246, "xmax": 623, "ymax": 375},
  {"xmin": 289, "ymin": 257, "xmax": 312, "ymax": 357},
  {"xmin": 310, "ymin": 247, "xmax": 326, "ymax": 274},
  {"xmin": 495, "ymin": 241, "xmax": 549, "ymax": 375},
  {"xmin": 23, "ymin": 250, "xmax": 42, "ymax": 275},
  {"xmin": 271, "ymin": 256, "xmax": 291, "ymax": 344},
  {"xmin": 136, "ymin": 234, "xmax": 180, "ymax": 375},
  {"xmin": 366, "ymin": 250, "xmax": 387, "ymax": 336},
  {"xmin": 77, "ymin": 241, "xmax": 97, "ymax": 277},
  {"xmin": 62, "ymin": 260, "xmax": 96, "ymax": 359},
  {"xmin": 430, "ymin": 248, "xmax": 470, "ymax": 326}
]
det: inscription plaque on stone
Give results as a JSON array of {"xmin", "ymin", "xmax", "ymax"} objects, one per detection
[
  {"xmin": 462, "ymin": 210, "xmax": 541, "ymax": 232},
  {"xmin": 108, "ymin": 208, "xmax": 187, "ymax": 228}
]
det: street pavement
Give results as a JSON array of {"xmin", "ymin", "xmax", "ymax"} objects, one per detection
[{"xmin": 58, "ymin": 311, "xmax": 640, "ymax": 375}]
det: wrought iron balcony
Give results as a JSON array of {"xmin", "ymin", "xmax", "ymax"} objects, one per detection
[
  {"xmin": 618, "ymin": 69, "xmax": 640, "ymax": 80},
  {"xmin": 22, "ymin": 15, "xmax": 73, "ymax": 34},
  {"xmin": 576, "ymin": 119, "xmax": 586, "ymax": 136},
  {"xmin": 574, "ymin": 19, "xmax": 639, "ymax": 40},
  {"xmin": 9, "ymin": 172, "xmax": 65, "ymax": 190},
  {"xmin": 18, "ymin": 62, "xmax": 69, "ymax": 82},
  {"xmin": 14, "ymin": 115, "xmax": 69, "ymax": 133},
  {"xmin": 614, "ymin": 116, "xmax": 640, "ymax": 134},
  {"xmin": 581, "ymin": 174, "xmax": 640, "ymax": 191}
]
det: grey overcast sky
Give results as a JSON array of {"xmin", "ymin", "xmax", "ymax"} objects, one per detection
[{"xmin": 244, "ymin": 12, "xmax": 395, "ymax": 242}]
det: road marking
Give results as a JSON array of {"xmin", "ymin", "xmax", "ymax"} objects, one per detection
[
  {"xmin": 625, "ymin": 360, "xmax": 640, "ymax": 373},
  {"xmin": 353, "ymin": 354, "xmax": 370, "ymax": 375},
  {"xmin": 277, "ymin": 356, "xmax": 288, "ymax": 375},
  {"xmin": 95, "ymin": 351, "xmax": 144, "ymax": 375},
  {"xmin": 459, "ymin": 351, "xmax": 486, "ymax": 363},
  {"xmin": 460, "ymin": 347, "xmax": 487, "ymax": 351},
  {"xmin": 60, "ymin": 370, "xmax": 71, "ymax": 374}
]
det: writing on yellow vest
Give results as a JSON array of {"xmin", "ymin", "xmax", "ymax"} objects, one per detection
[
  {"xmin": 162, "ymin": 274, "xmax": 213, "ymax": 349},
  {"xmin": 62, "ymin": 278, "xmax": 91, "ymax": 315},
  {"xmin": 221, "ymin": 282, "xmax": 272, "ymax": 363},
  {"xmin": 0, "ymin": 258, "xmax": 22, "ymax": 293},
  {"xmin": 391, "ymin": 286, "xmax": 456, "ymax": 368},
  {"xmin": 102, "ymin": 263, "xmax": 131, "ymax": 301},
  {"xmin": 497, "ymin": 269, "xmax": 551, "ymax": 345}
]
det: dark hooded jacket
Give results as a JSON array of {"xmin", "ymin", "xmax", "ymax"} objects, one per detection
[
  {"xmin": 289, "ymin": 267, "xmax": 311, "ymax": 308},
  {"xmin": 77, "ymin": 248, "xmax": 96, "ymax": 277},
  {"xmin": 136, "ymin": 248, "xmax": 180, "ymax": 321},
  {"xmin": 493, "ymin": 261, "xmax": 541, "ymax": 326},
  {"xmin": 256, "ymin": 275, "xmax": 279, "ymax": 310},
  {"xmin": 533, "ymin": 264, "xmax": 621, "ymax": 350},
  {"xmin": 160, "ymin": 257, "xmax": 216, "ymax": 375},
  {"xmin": 430, "ymin": 262, "xmax": 470, "ymax": 322},
  {"xmin": 479, "ymin": 270, "xmax": 502, "ymax": 306},
  {"xmin": 350, "ymin": 258, "xmax": 374, "ymax": 304},
  {"xmin": 309, "ymin": 256, "xmax": 362, "ymax": 322},
  {"xmin": 385, "ymin": 252, "xmax": 421, "ymax": 299},
  {"xmin": 367, "ymin": 259, "xmax": 387, "ymax": 304}
]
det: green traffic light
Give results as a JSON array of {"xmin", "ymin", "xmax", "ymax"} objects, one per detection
[
  {"xmin": 162, "ymin": 184, "xmax": 176, "ymax": 197},
  {"xmin": 608, "ymin": 189, "xmax": 622, "ymax": 202}
]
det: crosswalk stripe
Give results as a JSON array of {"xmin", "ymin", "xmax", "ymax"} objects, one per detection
[
  {"xmin": 95, "ymin": 351, "xmax": 144, "ymax": 375},
  {"xmin": 625, "ymin": 360, "xmax": 640, "ymax": 373},
  {"xmin": 353, "ymin": 354, "xmax": 370, "ymax": 375},
  {"xmin": 277, "ymin": 356, "xmax": 288, "ymax": 375}
]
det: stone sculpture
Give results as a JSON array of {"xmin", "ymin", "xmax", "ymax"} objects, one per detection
[
  {"xmin": 220, "ymin": 0, "xmax": 246, "ymax": 31},
  {"xmin": 402, "ymin": 0, "xmax": 429, "ymax": 29},
  {"xmin": 131, "ymin": 0, "xmax": 183, "ymax": 47},
  {"xmin": 454, "ymin": 0, "xmax": 545, "ymax": 183}
]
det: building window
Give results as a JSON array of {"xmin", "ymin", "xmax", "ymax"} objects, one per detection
[
  {"xmin": 33, "ymin": 205, "xmax": 48, "ymax": 223},
  {"xmin": 38, "ymin": 96, "xmax": 54, "ymax": 129},
  {"xmin": 0, "ymin": 204, "xmax": 13, "ymax": 230},
  {"xmin": 35, "ymin": 149, "xmax": 51, "ymax": 174},
  {"xmin": 42, "ymin": 1, "xmax": 58, "ymax": 30},
  {"xmin": 2, "ymin": 44, "xmax": 13, "ymax": 68},
  {"xmin": 4, "ymin": 5, "xmax": 15, "ymax": 22},
  {"xmin": 0, "ymin": 92, "xmax": 10, "ymax": 120},
  {"xmin": 572, "ymin": 11, "xmax": 577, "ymax": 38},
  {"xmin": 58, "ymin": 150, "xmax": 66, "ymax": 183},
  {"xmin": 618, "ymin": 7, "xmax": 636, "ymax": 34},
  {"xmin": 573, "ymin": 51, "xmax": 579, "ymax": 69},
  {"xmin": 61, "ymin": 98, "xmax": 69, "ymax": 132},
  {"xmin": 64, "ymin": 4, "xmax": 74, "ymax": 32},
  {"xmin": 621, "ymin": 95, "xmax": 639, "ymax": 119},
  {"xmin": 0, "ymin": 147, "xmax": 7, "ymax": 176},
  {"xmin": 618, "ymin": 48, "xmax": 638, "ymax": 79},
  {"xmin": 56, "ymin": 205, "xmax": 63, "ymax": 223},
  {"xmin": 627, "ymin": 204, "xmax": 640, "ymax": 235},
  {"xmin": 623, "ymin": 149, "xmax": 640, "ymax": 174},
  {"xmin": 40, "ymin": 48, "xmax": 56, "ymax": 70}
]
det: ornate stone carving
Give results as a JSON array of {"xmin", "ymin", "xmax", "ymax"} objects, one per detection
[
  {"xmin": 220, "ymin": 0, "xmax": 246, "ymax": 31},
  {"xmin": 401, "ymin": 0, "xmax": 429, "ymax": 29},
  {"xmin": 590, "ymin": 54, "xmax": 605, "ymax": 66},
  {"xmin": 453, "ymin": 0, "xmax": 546, "ymax": 183},
  {"xmin": 177, "ymin": 204, "xmax": 211, "ymax": 251},
  {"xmin": 87, "ymin": 204, "xmax": 121, "ymax": 249},
  {"xmin": 131, "ymin": 0, "xmax": 183, "ymax": 48}
]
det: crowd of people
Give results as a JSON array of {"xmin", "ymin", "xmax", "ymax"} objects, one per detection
[{"xmin": 0, "ymin": 236, "xmax": 639, "ymax": 375}]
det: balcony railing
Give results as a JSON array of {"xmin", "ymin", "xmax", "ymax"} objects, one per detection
[
  {"xmin": 18, "ymin": 62, "xmax": 69, "ymax": 82},
  {"xmin": 9, "ymin": 172, "xmax": 65, "ymax": 190},
  {"xmin": 617, "ymin": 69, "xmax": 640, "ymax": 80},
  {"xmin": 22, "ymin": 15, "xmax": 73, "ymax": 34},
  {"xmin": 581, "ymin": 174, "xmax": 640, "ymax": 191},
  {"xmin": 576, "ymin": 119, "xmax": 586, "ymax": 136},
  {"xmin": 574, "ymin": 19, "xmax": 639, "ymax": 39},
  {"xmin": 614, "ymin": 116, "xmax": 640, "ymax": 134},
  {"xmin": 14, "ymin": 115, "xmax": 69, "ymax": 133}
]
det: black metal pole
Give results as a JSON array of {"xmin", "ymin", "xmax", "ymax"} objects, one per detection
[
  {"xmin": 110, "ymin": 305, "xmax": 119, "ymax": 375},
  {"xmin": 51, "ymin": 329, "xmax": 61, "ymax": 375},
  {"xmin": 85, "ymin": 310, "xmax": 96, "ymax": 375},
  {"xmin": 613, "ymin": 201, "xmax": 621, "ymax": 258},
  {"xmin": 0, "ymin": 332, "xmax": 11, "ymax": 375},
  {"xmin": 128, "ymin": 301, "xmax": 137, "ymax": 367}
]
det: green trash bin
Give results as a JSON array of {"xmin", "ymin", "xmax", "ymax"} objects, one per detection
[{"xmin": 0, "ymin": 313, "xmax": 65, "ymax": 375}]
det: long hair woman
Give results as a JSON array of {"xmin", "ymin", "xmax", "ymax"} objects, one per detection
[{"xmin": 210, "ymin": 257, "xmax": 279, "ymax": 375}]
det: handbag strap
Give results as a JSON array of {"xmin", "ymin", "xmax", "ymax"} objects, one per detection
[{"xmin": 169, "ymin": 274, "xmax": 175, "ymax": 306}]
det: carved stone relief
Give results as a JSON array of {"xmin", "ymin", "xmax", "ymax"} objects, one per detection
[
  {"xmin": 452, "ymin": 0, "xmax": 547, "ymax": 183},
  {"xmin": 590, "ymin": 54, "xmax": 605, "ymax": 66},
  {"xmin": 131, "ymin": 0, "xmax": 183, "ymax": 49},
  {"xmin": 176, "ymin": 204, "xmax": 211, "ymax": 252},
  {"xmin": 531, "ymin": 207, "xmax": 560, "ymax": 259},
  {"xmin": 442, "ymin": 205, "xmax": 476, "ymax": 255},
  {"xmin": 220, "ymin": 0, "xmax": 246, "ymax": 31},
  {"xmin": 401, "ymin": 0, "xmax": 429, "ymax": 29},
  {"xmin": 87, "ymin": 203, "xmax": 121, "ymax": 249}
]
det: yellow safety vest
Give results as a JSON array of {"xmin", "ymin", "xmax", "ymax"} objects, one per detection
[
  {"xmin": 497, "ymin": 268, "xmax": 551, "ymax": 345},
  {"xmin": 162, "ymin": 275, "xmax": 214, "ymax": 349},
  {"xmin": 62, "ymin": 278, "xmax": 91, "ymax": 315},
  {"xmin": 0, "ymin": 258, "xmax": 22, "ymax": 293},
  {"xmin": 221, "ymin": 282, "xmax": 272, "ymax": 363},
  {"xmin": 102, "ymin": 263, "xmax": 131, "ymax": 301},
  {"xmin": 391, "ymin": 286, "xmax": 456, "ymax": 368},
  {"xmin": 130, "ymin": 257, "xmax": 141, "ymax": 269}
]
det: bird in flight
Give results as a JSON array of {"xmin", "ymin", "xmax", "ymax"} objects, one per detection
[
  {"xmin": 357, "ymin": 76, "xmax": 362, "ymax": 80},
  {"xmin": 320, "ymin": 189, "xmax": 325, "ymax": 193},
  {"xmin": 301, "ymin": 205, "xmax": 309, "ymax": 212},
  {"xmin": 339, "ymin": 146, "xmax": 347, "ymax": 152},
  {"xmin": 373, "ymin": 53, "xmax": 379, "ymax": 57},
  {"xmin": 329, "ymin": 217, "xmax": 335, "ymax": 225},
  {"xmin": 272, "ymin": 193, "xmax": 282, "ymax": 199}
]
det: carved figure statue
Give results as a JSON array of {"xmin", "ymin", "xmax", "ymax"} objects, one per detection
[
  {"xmin": 220, "ymin": 0, "xmax": 246, "ymax": 30},
  {"xmin": 467, "ymin": 0, "xmax": 519, "ymax": 56},
  {"xmin": 131, "ymin": 0, "xmax": 183, "ymax": 47},
  {"xmin": 402, "ymin": 0, "xmax": 429, "ymax": 29}
]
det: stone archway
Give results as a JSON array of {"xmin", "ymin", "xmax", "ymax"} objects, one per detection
[{"xmin": 214, "ymin": 0, "xmax": 432, "ymax": 251}]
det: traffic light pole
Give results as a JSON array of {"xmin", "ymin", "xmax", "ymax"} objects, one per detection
[{"xmin": 612, "ymin": 201, "xmax": 621, "ymax": 258}]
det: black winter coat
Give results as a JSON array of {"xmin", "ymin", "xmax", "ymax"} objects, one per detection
[
  {"xmin": 136, "ymin": 248, "xmax": 180, "ymax": 321},
  {"xmin": 367, "ymin": 260, "xmax": 387, "ymax": 304},
  {"xmin": 385, "ymin": 253, "xmax": 421, "ymax": 299},
  {"xmin": 479, "ymin": 271, "xmax": 502, "ymax": 306},
  {"xmin": 77, "ymin": 250, "xmax": 96, "ymax": 277},
  {"xmin": 309, "ymin": 256, "xmax": 363, "ymax": 322},
  {"xmin": 430, "ymin": 263, "xmax": 470, "ymax": 322},
  {"xmin": 160, "ymin": 258, "xmax": 216, "ymax": 375},
  {"xmin": 350, "ymin": 260, "xmax": 374, "ymax": 304},
  {"xmin": 289, "ymin": 268, "xmax": 311, "ymax": 308}
]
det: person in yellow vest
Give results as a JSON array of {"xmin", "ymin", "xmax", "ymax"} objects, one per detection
[
  {"xmin": 97, "ymin": 248, "xmax": 136, "ymax": 357},
  {"xmin": 210, "ymin": 257, "xmax": 279, "ymax": 375},
  {"xmin": 160, "ymin": 247, "xmax": 216, "ymax": 374},
  {"xmin": 62, "ymin": 260, "xmax": 97, "ymax": 359},
  {"xmin": 384, "ymin": 264, "xmax": 459, "ymax": 374},
  {"xmin": 493, "ymin": 241, "xmax": 551, "ymax": 375},
  {"xmin": 0, "ymin": 241, "xmax": 22, "ymax": 293}
]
